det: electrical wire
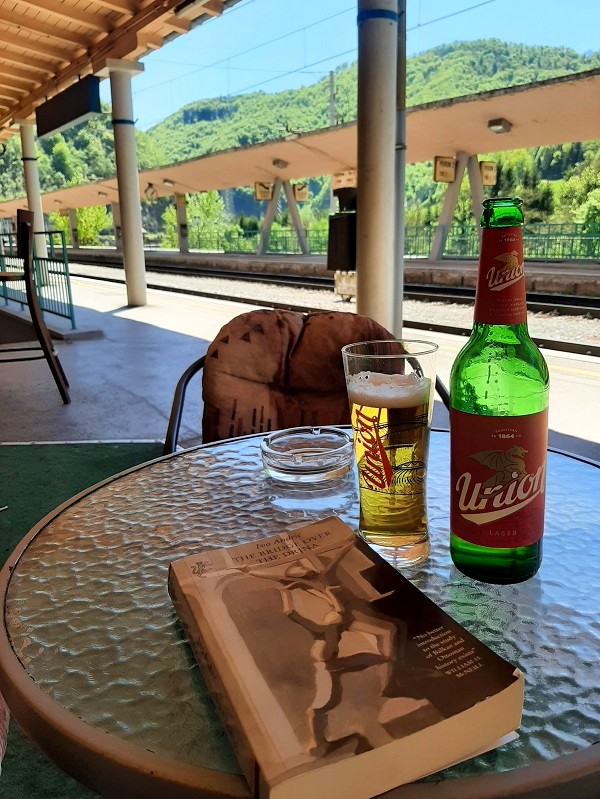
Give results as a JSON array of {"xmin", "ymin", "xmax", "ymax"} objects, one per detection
[
  {"xmin": 135, "ymin": 0, "xmax": 499, "ymax": 124},
  {"xmin": 136, "ymin": 6, "xmax": 355, "ymax": 94}
]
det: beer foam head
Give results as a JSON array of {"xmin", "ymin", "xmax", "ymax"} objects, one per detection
[{"xmin": 347, "ymin": 371, "xmax": 431, "ymax": 408}]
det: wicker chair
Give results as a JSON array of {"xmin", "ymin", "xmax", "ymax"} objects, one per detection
[{"xmin": 164, "ymin": 308, "xmax": 450, "ymax": 454}]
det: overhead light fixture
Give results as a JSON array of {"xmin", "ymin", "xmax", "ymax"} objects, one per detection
[
  {"xmin": 272, "ymin": 158, "xmax": 289, "ymax": 169},
  {"xmin": 487, "ymin": 117, "xmax": 512, "ymax": 134},
  {"xmin": 163, "ymin": 178, "xmax": 175, "ymax": 187}
]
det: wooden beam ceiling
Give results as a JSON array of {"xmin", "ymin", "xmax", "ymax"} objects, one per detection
[{"xmin": 0, "ymin": 0, "xmax": 241, "ymax": 139}]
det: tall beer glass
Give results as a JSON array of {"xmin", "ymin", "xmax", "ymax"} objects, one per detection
[{"xmin": 342, "ymin": 340, "xmax": 438, "ymax": 567}]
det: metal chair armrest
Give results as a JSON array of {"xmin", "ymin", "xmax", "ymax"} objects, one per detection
[{"xmin": 163, "ymin": 355, "xmax": 206, "ymax": 455}]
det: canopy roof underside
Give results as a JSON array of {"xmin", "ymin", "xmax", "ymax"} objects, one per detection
[{"xmin": 0, "ymin": 0, "xmax": 240, "ymax": 140}]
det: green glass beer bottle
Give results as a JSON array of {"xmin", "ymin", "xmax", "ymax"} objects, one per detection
[{"xmin": 449, "ymin": 197, "xmax": 549, "ymax": 584}]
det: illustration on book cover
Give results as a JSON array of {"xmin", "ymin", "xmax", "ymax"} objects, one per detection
[{"xmin": 186, "ymin": 521, "xmax": 513, "ymax": 771}]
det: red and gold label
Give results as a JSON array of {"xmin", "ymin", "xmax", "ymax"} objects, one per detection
[
  {"xmin": 474, "ymin": 226, "xmax": 527, "ymax": 325},
  {"xmin": 450, "ymin": 409, "xmax": 548, "ymax": 548}
]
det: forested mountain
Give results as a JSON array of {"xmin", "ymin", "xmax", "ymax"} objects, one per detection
[
  {"xmin": 0, "ymin": 39, "xmax": 598, "ymax": 230},
  {"xmin": 148, "ymin": 39, "xmax": 600, "ymax": 161}
]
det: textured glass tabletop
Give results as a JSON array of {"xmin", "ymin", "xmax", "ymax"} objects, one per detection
[{"xmin": 2, "ymin": 431, "xmax": 599, "ymax": 794}]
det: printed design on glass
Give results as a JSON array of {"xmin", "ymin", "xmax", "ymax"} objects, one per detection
[
  {"xmin": 391, "ymin": 460, "xmax": 426, "ymax": 489},
  {"xmin": 354, "ymin": 409, "xmax": 428, "ymax": 493}
]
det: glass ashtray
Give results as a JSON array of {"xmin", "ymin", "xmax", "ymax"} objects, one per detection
[{"xmin": 260, "ymin": 427, "xmax": 353, "ymax": 484}]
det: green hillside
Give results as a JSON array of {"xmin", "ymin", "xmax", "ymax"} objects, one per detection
[
  {"xmin": 0, "ymin": 39, "xmax": 598, "ymax": 231},
  {"xmin": 148, "ymin": 39, "xmax": 600, "ymax": 162}
]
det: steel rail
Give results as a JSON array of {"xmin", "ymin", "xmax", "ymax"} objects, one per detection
[
  {"xmin": 68, "ymin": 262, "xmax": 600, "ymax": 358},
  {"xmin": 69, "ymin": 258, "xmax": 599, "ymax": 316}
]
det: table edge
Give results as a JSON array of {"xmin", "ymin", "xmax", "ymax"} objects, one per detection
[{"xmin": 0, "ymin": 432, "xmax": 598, "ymax": 797}]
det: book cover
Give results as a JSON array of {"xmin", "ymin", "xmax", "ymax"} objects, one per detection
[{"xmin": 168, "ymin": 517, "xmax": 523, "ymax": 799}]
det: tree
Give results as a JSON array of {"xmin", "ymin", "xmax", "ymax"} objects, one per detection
[
  {"xmin": 47, "ymin": 210, "xmax": 70, "ymax": 243},
  {"xmin": 76, "ymin": 205, "xmax": 112, "ymax": 246},
  {"xmin": 162, "ymin": 190, "xmax": 233, "ymax": 249},
  {"xmin": 50, "ymin": 137, "xmax": 78, "ymax": 184},
  {"xmin": 517, "ymin": 164, "xmax": 554, "ymax": 222}
]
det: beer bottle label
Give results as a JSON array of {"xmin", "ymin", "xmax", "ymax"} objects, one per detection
[
  {"xmin": 450, "ymin": 408, "xmax": 548, "ymax": 548},
  {"xmin": 474, "ymin": 226, "xmax": 527, "ymax": 325}
]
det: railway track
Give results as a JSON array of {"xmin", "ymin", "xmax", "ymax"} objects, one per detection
[{"xmin": 69, "ymin": 259, "xmax": 600, "ymax": 357}]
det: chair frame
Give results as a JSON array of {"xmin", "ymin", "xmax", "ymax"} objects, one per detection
[
  {"xmin": 164, "ymin": 355, "xmax": 205, "ymax": 454},
  {"xmin": 163, "ymin": 355, "xmax": 449, "ymax": 455},
  {"xmin": 0, "ymin": 209, "xmax": 70, "ymax": 404}
]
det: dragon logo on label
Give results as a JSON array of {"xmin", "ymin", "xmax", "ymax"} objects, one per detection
[
  {"xmin": 455, "ymin": 444, "xmax": 546, "ymax": 525},
  {"xmin": 486, "ymin": 250, "xmax": 524, "ymax": 292}
]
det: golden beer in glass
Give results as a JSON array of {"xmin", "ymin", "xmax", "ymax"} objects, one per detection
[{"xmin": 342, "ymin": 341, "xmax": 438, "ymax": 567}]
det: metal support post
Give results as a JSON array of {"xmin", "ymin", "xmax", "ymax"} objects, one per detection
[
  {"xmin": 428, "ymin": 151, "xmax": 469, "ymax": 262},
  {"xmin": 257, "ymin": 178, "xmax": 282, "ymax": 255},
  {"xmin": 175, "ymin": 193, "xmax": 189, "ymax": 253},
  {"xmin": 329, "ymin": 71, "xmax": 336, "ymax": 214},
  {"xmin": 99, "ymin": 59, "xmax": 146, "ymax": 306},
  {"xmin": 17, "ymin": 120, "xmax": 48, "ymax": 262},
  {"xmin": 111, "ymin": 203, "xmax": 122, "ymax": 251},
  {"xmin": 356, "ymin": 0, "xmax": 398, "ymax": 330},
  {"xmin": 282, "ymin": 181, "xmax": 309, "ymax": 254},
  {"xmin": 466, "ymin": 155, "xmax": 484, "ymax": 241},
  {"xmin": 392, "ymin": 0, "xmax": 407, "ymax": 336},
  {"xmin": 67, "ymin": 208, "xmax": 79, "ymax": 248}
]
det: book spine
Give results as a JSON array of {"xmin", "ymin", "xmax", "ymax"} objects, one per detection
[{"xmin": 168, "ymin": 566, "xmax": 259, "ymax": 793}]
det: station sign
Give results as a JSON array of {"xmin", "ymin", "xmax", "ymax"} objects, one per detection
[
  {"xmin": 433, "ymin": 156, "xmax": 457, "ymax": 183},
  {"xmin": 293, "ymin": 182, "xmax": 309, "ymax": 202},
  {"xmin": 333, "ymin": 170, "xmax": 357, "ymax": 189},
  {"xmin": 254, "ymin": 182, "xmax": 274, "ymax": 201},
  {"xmin": 480, "ymin": 161, "xmax": 498, "ymax": 186}
]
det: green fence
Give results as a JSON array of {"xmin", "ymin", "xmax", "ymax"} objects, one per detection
[
  {"xmin": 0, "ymin": 229, "xmax": 76, "ymax": 329},
  {"xmin": 180, "ymin": 222, "xmax": 599, "ymax": 261}
]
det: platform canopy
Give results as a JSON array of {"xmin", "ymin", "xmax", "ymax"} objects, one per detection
[
  {"xmin": 0, "ymin": 0, "xmax": 241, "ymax": 142},
  {"xmin": 0, "ymin": 67, "xmax": 598, "ymax": 217}
]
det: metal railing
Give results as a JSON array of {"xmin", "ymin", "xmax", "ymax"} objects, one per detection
[
  {"xmin": 0, "ymin": 229, "xmax": 76, "ymax": 329},
  {"xmin": 81, "ymin": 223, "xmax": 600, "ymax": 262},
  {"xmin": 179, "ymin": 223, "xmax": 600, "ymax": 262}
]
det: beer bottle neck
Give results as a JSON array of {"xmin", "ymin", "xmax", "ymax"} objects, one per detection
[{"xmin": 473, "ymin": 225, "xmax": 527, "ymax": 326}]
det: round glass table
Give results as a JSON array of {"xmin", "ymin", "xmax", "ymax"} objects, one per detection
[{"xmin": 0, "ymin": 431, "xmax": 598, "ymax": 799}]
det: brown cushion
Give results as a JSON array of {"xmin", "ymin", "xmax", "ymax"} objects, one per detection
[{"xmin": 202, "ymin": 309, "xmax": 392, "ymax": 443}]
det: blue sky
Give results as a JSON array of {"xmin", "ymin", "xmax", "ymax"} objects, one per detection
[{"xmin": 101, "ymin": 0, "xmax": 600, "ymax": 130}]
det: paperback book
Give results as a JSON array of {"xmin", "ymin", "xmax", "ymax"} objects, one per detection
[{"xmin": 169, "ymin": 516, "xmax": 523, "ymax": 799}]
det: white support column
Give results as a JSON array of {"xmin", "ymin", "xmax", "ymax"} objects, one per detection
[
  {"xmin": 466, "ymin": 155, "xmax": 484, "ymax": 241},
  {"xmin": 328, "ymin": 71, "xmax": 336, "ymax": 214},
  {"xmin": 100, "ymin": 59, "xmax": 146, "ymax": 306},
  {"xmin": 111, "ymin": 203, "xmax": 123, "ymax": 251},
  {"xmin": 17, "ymin": 120, "xmax": 48, "ymax": 260},
  {"xmin": 282, "ymin": 181, "xmax": 309, "ymax": 254},
  {"xmin": 257, "ymin": 179, "xmax": 282, "ymax": 255},
  {"xmin": 428, "ymin": 150, "xmax": 469, "ymax": 262},
  {"xmin": 175, "ymin": 193, "xmax": 189, "ymax": 253},
  {"xmin": 356, "ymin": 0, "xmax": 398, "ymax": 330},
  {"xmin": 392, "ymin": 0, "xmax": 407, "ymax": 337},
  {"xmin": 67, "ymin": 208, "xmax": 79, "ymax": 248}
]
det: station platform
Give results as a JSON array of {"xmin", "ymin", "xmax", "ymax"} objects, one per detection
[
  {"xmin": 1, "ymin": 275, "xmax": 599, "ymax": 462},
  {"xmin": 69, "ymin": 248, "xmax": 600, "ymax": 298}
]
